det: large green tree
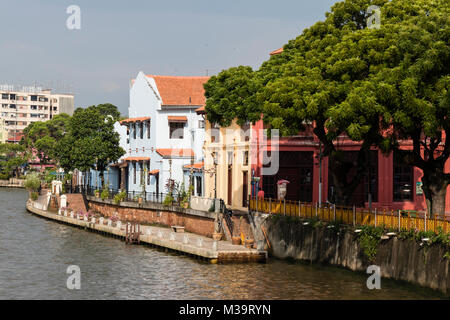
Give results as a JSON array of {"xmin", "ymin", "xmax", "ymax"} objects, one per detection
[
  {"xmin": 55, "ymin": 104, "xmax": 125, "ymax": 186},
  {"xmin": 204, "ymin": 0, "xmax": 449, "ymax": 213},
  {"xmin": 0, "ymin": 143, "xmax": 28, "ymax": 179},
  {"xmin": 21, "ymin": 113, "xmax": 71, "ymax": 167}
]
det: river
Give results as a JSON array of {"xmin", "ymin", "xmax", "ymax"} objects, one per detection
[{"xmin": 0, "ymin": 188, "xmax": 445, "ymax": 299}]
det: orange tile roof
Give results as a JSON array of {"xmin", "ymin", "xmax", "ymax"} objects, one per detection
[
  {"xmin": 123, "ymin": 157, "xmax": 150, "ymax": 162},
  {"xmin": 167, "ymin": 116, "xmax": 187, "ymax": 122},
  {"xmin": 156, "ymin": 148, "xmax": 195, "ymax": 158},
  {"xmin": 147, "ymin": 75, "xmax": 210, "ymax": 106},
  {"xmin": 270, "ymin": 47, "xmax": 284, "ymax": 55},
  {"xmin": 195, "ymin": 106, "xmax": 205, "ymax": 114},
  {"xmin": 183, "ymin": 162, "xmax": 204, "ymax": 170},
  {"xmin": 149, "ymin": 169, "xmax": 160, "ymax": 175},
  {"xmin": 120, "ymin": 117, "xmax": 151, "ymax": 125}
]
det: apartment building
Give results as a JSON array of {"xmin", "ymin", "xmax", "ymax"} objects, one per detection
[{"xmin": 0, "ymin": 85, "xmax": 74, "ymax": 143}]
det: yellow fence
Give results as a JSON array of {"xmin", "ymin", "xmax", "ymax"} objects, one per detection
[{"xmin": 249, "ymin": 197, "xmax": 449, "ymax": 234}]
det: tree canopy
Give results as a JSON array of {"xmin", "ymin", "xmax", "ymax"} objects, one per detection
[
  {"xmin": 21, "ymin": 113, "xmax": 71, "ymax": 166},
  {"xmin": 204, "ymin": 0, "xmax": 449, "ymax": 212},
  {"xmin": 55, "ymin": 104, "xmax": 125, "ymax": 185},
  {"xmin": 0, "ymin": 142, "xmax": 28, "ymax": 179}
]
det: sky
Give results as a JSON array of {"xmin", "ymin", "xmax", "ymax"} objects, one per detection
[{"xmin": 0, "ymin": 0, "xmax": 339, "ymax": 116}]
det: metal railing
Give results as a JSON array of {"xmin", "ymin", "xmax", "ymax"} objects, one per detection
[
  {"xmin": 220, "ymin": 199, "xmax": 234, "ymax": 236},
  {"xmin": 249, "ymin": 196, "xmax": 450, "ymax": 234},
  {"xmin": 65, "ymin": 184, "xmax": 181, "ymax": 206}
]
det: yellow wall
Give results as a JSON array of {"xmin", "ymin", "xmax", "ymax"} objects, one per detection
[{"xmin": 203, "ymin": 119, "xmax": 251, "ymax": 211}]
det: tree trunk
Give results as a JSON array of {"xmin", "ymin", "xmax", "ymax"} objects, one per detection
[
  {"xmin": 100, "ymin": 172, "xmax": 105, "ymax": 189},
  {"xmin": 421, "ymin": 167, "xmax": 448, "ymax": 218}
]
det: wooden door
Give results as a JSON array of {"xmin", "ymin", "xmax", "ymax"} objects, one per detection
[
  {"xmin": 227, "ymin": 165, "xmax": 232, "ymax": 206},
  {"xmin": 242, "ymin": 171, "xmax": 248, "ymax": 207}
]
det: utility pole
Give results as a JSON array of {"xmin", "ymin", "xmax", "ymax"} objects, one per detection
[{"xmin": 318, "ymin": 141, "xmax": 323, "ymax": 207}]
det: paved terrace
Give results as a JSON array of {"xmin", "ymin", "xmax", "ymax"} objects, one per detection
[{"xmin": 26, "ymin": 199, "xmax": 267, "ymax": 263}]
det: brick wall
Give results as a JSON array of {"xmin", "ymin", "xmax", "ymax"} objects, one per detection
[{"xmin": 88, "ymin": 201, "xmax": 215, "ymax": 238}]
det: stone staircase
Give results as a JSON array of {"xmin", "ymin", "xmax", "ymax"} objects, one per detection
[
  {"xmin": 231, "ymin": 212, "xmax": 255, "ymax": 248},
  {"xmin": 66, "ymin": 194, "xmax": 88, "ymax": 214}
]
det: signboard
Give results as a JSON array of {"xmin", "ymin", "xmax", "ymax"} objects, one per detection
[
  {"xmin": 416, "ymin": 181, "xmax": 423, "ymax": 195},
  {"xmin": 277, "ymin": 179, "xmax": 290, "ymax": 201}
]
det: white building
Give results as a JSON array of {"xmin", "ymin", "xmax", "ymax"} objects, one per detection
[
  {"xmin": 117, "ymin": 72, "xmax": 208, "ymax": 197},
  {"xmin": 0, "ymin": 85, "xmax": 74, "ymax": 143}
]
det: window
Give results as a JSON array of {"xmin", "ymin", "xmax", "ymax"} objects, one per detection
[
  {"xmin": 228, "ymin": 152, "xmax": 233, "ymax": 165},
  {"xmin": 9, "ymin": 104, "xmax": 16, "ymax": 109},
  {"xmin": 133, "ymin": 163, "xmax": 136, "ymax": 184},
  {"xmin": 393, "ymin": 152, "xmax": 414, "ymax": 201},
  {"xmin": 133, "ymin": 123, "xmax": 136, "ymax": 139},
  {"xmin": 196, "ymin": 176, "xmax": 202, "ymax": 196},
  {"xmin": 243, "ymin": 151, "xmax": 249, "ymax": 166},
  {"xmin": 210, "ymin": 128, "xmax": 220, "ymax": 143},
  {"xmin": 147, "ymin": 121, "xmax": 150, "ymax": 139},
  {"xmin": 30, "ymin": 95, "xmax": 37, "ymax": 101},
  {"xmin": 140, "ymin": 162, "xmax": 144, "ymax": 186},
  {"xmin": 2, "ymin": 94, "xmax": 8, "ymax": 100},
  {"xmin": 241, "ymin": 122, "xmax": 250, "ymax": 142},
  {"xmin": 139, "ymin": 122, "xmax": 143, "ymax": 139},
  {"xmin": 9, "ymin": 94, "xmax": 16, "ymax": 100},
  {"xmin": 198, "ymin": 120, "xmax": 205, "ymax": 129},
  {"xmin": 31, "ymin": 105, "xmax": 37, "ymax": 110},
  {"xmin": 169, "ymin": 122, "xmax": 184, "ymax": 139},
  {"xmin": 147, "ymin": 162, "xmax": 151, "ymax": 185}
]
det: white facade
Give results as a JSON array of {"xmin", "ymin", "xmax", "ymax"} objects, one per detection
[{"xmin": 121, "ymin": 71, "xmax": 208, "ymax": 196}]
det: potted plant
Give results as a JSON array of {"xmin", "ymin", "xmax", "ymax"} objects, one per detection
[
  {"xmin": 231, "ymin": 216, "xmax": 244, "ymax": 245},
  {"xmin": 231, "ymin": 235, "xmax": 241, "ymax": 245},
  {"xmin": 113, "ymin": 191, "xmax": 127, "ymax": 205},
  {"xmin": 95, "ymin": 189, "xmax": 100, "ymax": 198},
  {"xmin": 101, "ymin": 188, "xmax": 109, "ymax": 201}
]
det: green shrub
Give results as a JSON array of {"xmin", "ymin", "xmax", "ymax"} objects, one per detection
[
  {"xmin": 30, "ymin": 191, "xmax": 39, "ymax": 201},
  {"xmin": 0, "ymin": 172, "xmax": 10, "ymax": 180},
  {"xmin": 24, "ymin": 173, "xmax": 41, "ymax": 192},
  {"xmin": 101, "ymin": 189, "xmax": 109, "ymax": 200},
  {"xmin": 163, "ymin": 194, "xmax": 174, "ymax": 206},
  {"xmin": 113, "ymin": 191, "xmax": 127, "ymax": 204},
  {"xmin": 357, "ymin": 226, "xmax": 384, "ymax": 262}
]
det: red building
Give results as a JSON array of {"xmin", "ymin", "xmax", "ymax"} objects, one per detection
[{"xmin": 250, "ymin": 118, "xmax": 449, "ymax": 214}]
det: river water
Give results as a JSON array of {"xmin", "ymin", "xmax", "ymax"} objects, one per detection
[{"xmin": 0, "ymin": 188, "xmax": 445, "ymax": 300}]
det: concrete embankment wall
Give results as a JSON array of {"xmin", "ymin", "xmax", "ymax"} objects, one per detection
[
  {"xmin": 263, "ymin": 215, "xmax": 450, "ymax": 294},
  {"xmin": 87, "ymin": 197, "xmax": 216, "ymax": 238}
]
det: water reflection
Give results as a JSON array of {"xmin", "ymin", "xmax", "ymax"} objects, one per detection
[{"xmin": 0, "ymin": 188, "xmax": 445, "ymax": 300}]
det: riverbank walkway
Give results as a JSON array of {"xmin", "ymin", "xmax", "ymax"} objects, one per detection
[{"xmin": 26, "ymin": 200, "xmax": 267, "ymax": 263}]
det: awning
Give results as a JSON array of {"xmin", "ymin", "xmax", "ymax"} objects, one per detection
[
  {"xmin": 183, "ymin": 162, "xmax": 204, "ymax": 171},
  {"xmin": 110, "ymin": 162, "xmax": 128, "ymax": 168},
  {"xmin": 195, "ymin": 106, "xmax": 205, "ymax": 114},
  {"xmin": 149, "ymin": 169, "xmax": 160, "ymax": 175},
  {"xmin": 120, "ymin": 117, "xmax": 151, "ymax": 125},
  {"xmin": 167, "ymin": 116, "xmax": 187, "ymax": 123},
  {"xmin": 156, "ymin": 149, "xmax": 195, "ymax": 158}
]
